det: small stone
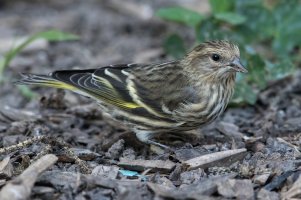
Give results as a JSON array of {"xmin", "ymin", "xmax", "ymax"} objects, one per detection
[
  {"xmin": 122, "ymin": 148, "xmax": 136, "ymax": 160},
  {"xmin": 217, "ymin": 122, "xmax": 244, "ymax": 139},
  {"xmin": 254, "ymin": 173, "xmax": 271, "ymax": 185},
  {"xmin": 0, "ymin": 157, "xmax": 13, "ymax": 179},
  {"xmin": 257, "ymin": 188, "xmax": 279, "ymax": 200},
  {"xmin": 217, "ymin": 179, "xmax": 254, "ymax": 200},
  {"xmin": 180, "ymin": 168, "xmax": 205, "ymax": 186},
  {"xmin": 92, "ymin": 165, "xmax": 119, "ymax": 179},
  {"xmin": 105, "ymin": 139, "xmax": 125, "ymax": 160},
  {"xmin": 253, "ymin": 142, "xmax": 265, "ymax": 152}
]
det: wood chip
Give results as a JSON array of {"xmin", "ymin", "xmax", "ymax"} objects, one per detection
[
  {"xmin": 254, "ymin": 173, "xmax": 271, "ymax": 185},
  {"xmin": 92, "ymin": 165, "xmax": 119, "ymax": 179},
  {"xmin": 85, "ymin": 174, "xmax": 142, "ymax": 189},
  {"xmin": 277, "ymin": 137, "xmax": 301, "ymax": 157},
  {"xmin": 282, "ymin": 173, "xmax": 301, "ymax": 199},
  {"xmin": 257, "ymin": 189, "xmax": 280, "ymax": 200},
  {"xmin": 147, "ymin": 182, "xmax": 211, "ymax": 200},
  {"xmin": 183, "ymin": 148, "xmax": 247, "ymax": 170},
  {"xmin": 0, "ymin": 179, "xmax": 6, "ymax": 187},
  {"xmin": 0, "ymin": 154, "xmax": 58, "ymax": 200},
  {"xmin": 174, "ymin": 148, "xmax": 204, "ymax": 162},
  {"xmin": 57, "ymin": 148, "xmax": 100, "ymax": 162},
  {"xmin": 0, "ymin": 106, "xmax": 40, "ymax": 123},
  {"xmin": 0, "ymin": 156, "xmax": 13, "ymax": 179},
  {"xmin": 217, "ymin": 179, "xmax": 254, "ymax": 200},
  {"xmin": 148, "ymin": 176, "xmax": 235, "ymax": 199},
  {"xmin": 38, "ymin": 171, "xmax": 80, "ymax": 189},
  {"xmin": 118, "ymin": 158, "xmax": 176, "ymax": 173},
  {"xmin": 217, "ymin": 122, "xmax": 245, "ymax": 139},
  {"xmin": 105, "ymin": 139, "xmax": 125, "ymax": 159},
  {"xmin": 264, "ymin": 171, "xmax": 294, "ymax": 191},
  {"xmin": 32, "ymin": 186, "xmax": 55, "ymax": 195}
]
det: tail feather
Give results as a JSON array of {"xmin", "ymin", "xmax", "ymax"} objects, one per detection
[
  {"xmin": 15, "ymin": 73, "xmax": 76, "ymax": 90},
  {"xmin": 15, "ymin": 73, "xmax": 53, "ymax": 83}
]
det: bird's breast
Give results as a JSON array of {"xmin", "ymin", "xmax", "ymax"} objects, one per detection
[{"xmin": 174, "ymin": 82, "xmax": 234, "ymax": 128}]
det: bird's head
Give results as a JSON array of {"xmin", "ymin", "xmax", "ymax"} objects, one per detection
[{"xmin": 183, "ymin": 40, "xmax": 247, "ymax": 80}]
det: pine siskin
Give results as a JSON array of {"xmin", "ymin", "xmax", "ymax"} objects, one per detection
[{"xmin": 16, "ymin": 40, "xmax": 247, "ymax": 148}]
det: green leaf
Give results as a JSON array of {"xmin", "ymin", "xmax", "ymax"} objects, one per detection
[
  {"xmin": 17, "ymin": 85, "xmax": 37, "ymax": 100},
  {"xmin": 155, "ymin": 7, "xmax": 204, "ymax": 27},
  {"xmin": 0, "ymin": 30, "xmax": 79, "ymax": 80},
  {"xmin": 214, "ymin": 12, "xmax": 246, "ymax": 25},
  {"xmin": 235, "ymin": 0, "xmax": 275, "ymax": 41},
  {"xmin": 272, "ymin": 1, "xmax": 301, "ymax": 55},
  {"xmin": 266, "ymin": 58, "xmax": 294, "ymax": 81},
  {"xmin": 195, "ymin": 18, "xmax": 246, "ymax": 43},
  {"xmin": 34, "ymin": 30, "xmax": 79, "ymax": 41},
  {"xmin": 0, "ymin": 59, "xmax": 5, "ymax": 82},
  {"xmin": 163, "ymin": 34, "xmax": 186, "ymax": 59},
  {"xmin": 246, "ymin": 54, "xmax": 267, "ymax": 90},
  {"xmin": 156, "ymin": 0, "xmax": 300, "ymax": 106},
  {"xmin": 209, "ymin": 0, "xmax": 235, "ymax": 13}
]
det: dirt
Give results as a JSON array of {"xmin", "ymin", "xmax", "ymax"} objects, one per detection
[{"xmin": 0, "ymin": 0, "xmax": 301, "ymax": 200}]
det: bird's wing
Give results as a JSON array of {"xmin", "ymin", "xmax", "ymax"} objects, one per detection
[
  {"xmin": 123, "ymin": 61, "xmax": 194, "ymax": 118},
  {"xmin": 51, "ymin": 62, "xmax": 193, "ymax": 123},
  {"xmin": 51, "ymin": 65, "xmax": 141, "ymax": 110}
]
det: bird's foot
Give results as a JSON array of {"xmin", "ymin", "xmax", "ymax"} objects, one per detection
[
  {"xmin": 147, "ymin": 139, "xmax": 174, "ymax": 152},
  {"xmin": 135, "ymin": 131, "xmax": 174, "ymax": 152}
]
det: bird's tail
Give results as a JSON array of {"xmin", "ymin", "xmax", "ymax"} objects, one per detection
[{"xmin": 15, "ymin": 73, "xmax": 77, "ymax": 91}]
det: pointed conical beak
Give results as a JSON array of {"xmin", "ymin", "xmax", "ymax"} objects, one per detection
[{"xmin": 230, "ymin": 58, "xmax": 248, "ymax": 73}]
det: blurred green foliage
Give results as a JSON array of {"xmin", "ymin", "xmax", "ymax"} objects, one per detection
[
  {"xmin": 156, "ymin": 0, "xmax": 300, "ymax": 105},
  {"xmin": 0, "ymin": 30, "xmax": 79, "ymax": 99},
  {"xmin": 156, "ymin": 7, "xmax": 205, "ymax": 27}
]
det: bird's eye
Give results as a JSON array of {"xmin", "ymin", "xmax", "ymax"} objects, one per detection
[{"xmin": 211, "ymin": 54, "xmax": 220, "ymax": 62}]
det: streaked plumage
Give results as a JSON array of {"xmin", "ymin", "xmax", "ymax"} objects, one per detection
[{"xmin": 16, "ymin": 40, "xmax": 247, "ymax": 148}]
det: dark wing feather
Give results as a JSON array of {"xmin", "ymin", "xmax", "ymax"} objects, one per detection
[
  {"xmin": 126, "ymin": 61, "xmax": 193, "ymax": 117},
  {"xmin": 50, "ymin": 63, "xmax": 193, "ymax": 123},
  {"xmin": 51, "ymin": 66, "xmax": 141, "ymax": 109},
  {"xmin": 93, "ymin": 66, "xmax": 133, "ymax": 103}
]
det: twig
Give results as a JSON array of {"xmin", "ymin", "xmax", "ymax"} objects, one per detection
[{"xmin": 0, "ymin": 154, "xmax": 58, "ymax": 200}]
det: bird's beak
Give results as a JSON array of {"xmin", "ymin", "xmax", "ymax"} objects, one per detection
[{"xmin": 230, "ymin": 58, "xmax": 248, "ymax": 73}]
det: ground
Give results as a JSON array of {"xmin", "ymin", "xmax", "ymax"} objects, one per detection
[{"xmin": 0, "ymin": 0, "xmax": 301, "ymax": 200}]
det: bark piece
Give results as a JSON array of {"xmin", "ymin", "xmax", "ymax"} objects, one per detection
[
  {"xmin": 253, "ymin": 173, "xmax": 271, "ymax": 185},
  {"xmin": 282, "ymin": 174, "xmax": 301, "ymax": 199},
  {"xmin": 217, "ymin": 179, "xmax": 254, "ymax": 200},
  {"xmin": 92, "ymin": 165, "xmax": 119, "ymax": 179},
  {"xmin": 0, "ymin": 156, "xmax": 13, "ymax": 179},
  {"xmin": 217, "ymin": 122, "xmax": 244, "ymax": 139},
  {"xmin": 118, "ymin": 158, "xmax": 176, "ymax": 173},
  {"xmin": 184, "ymin": 148, "xmax": 247, "ymax": 170},
  {"xmin": 257, "ymin": 189, "xmax": 280, "ymax": 200},
  {"xmin": 0, "ymin": 154, "xmax": 58, "ymax": 200}
]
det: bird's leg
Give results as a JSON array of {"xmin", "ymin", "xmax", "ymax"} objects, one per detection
[{"xmin": 135, "ymin": 130, "xmax": 172, "ymax": 150}]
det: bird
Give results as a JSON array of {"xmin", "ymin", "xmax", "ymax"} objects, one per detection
[{"xmin": 16, "ymin": 40, "xmax": 247, "ymax": 148}]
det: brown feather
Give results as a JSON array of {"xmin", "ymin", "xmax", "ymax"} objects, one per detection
[{"xmin": 16, "ymin": 40, "xmax": 245, "ymax": 146}]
